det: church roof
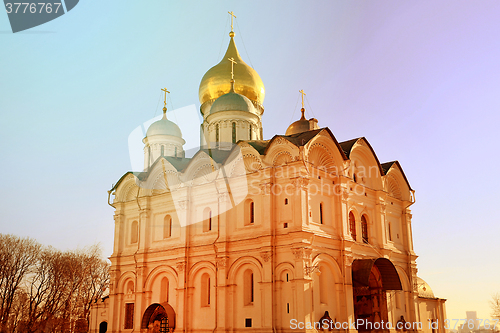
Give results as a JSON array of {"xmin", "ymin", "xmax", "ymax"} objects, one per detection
[
  {"xmin": 339, "ymin": 137, "xmax": 385, "ymax": 177},
  {"xmin": 381, "ymin": 161, "xmax": 413, "ymax": 191}
]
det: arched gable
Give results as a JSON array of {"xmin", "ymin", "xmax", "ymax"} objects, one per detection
[
  {"xmin": 262, "ymin": 137, "xmax": 300, "ymax": 166},
  {"xmin": 113, "ymin": 173, "xmax": 139, "ymax": 203},
  {"xmin": 223, "ymin": 144, "xmax": 263, "ymax": 177},
  {"xmin": 348, "ymin": 138, "xmax": 384, "ymax": 190},
  {"xmin": 140, "ymin": 158, "xmax": 182, "ymax": 195},
  {"xmin": 382, "ymin": 161, "xmax": 412, "ymax": 202},
  {"xmin": 182, "ymin": 151, "xmax": 220, "ymax": 186},
  {"xmin": 304, "ymin": 130, "xmax": 346, "ymax": 176}
]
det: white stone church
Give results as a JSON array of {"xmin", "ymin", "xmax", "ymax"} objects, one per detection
[{"xmin": 90, "ymin": 18, "xmax": 447, "ymax": 333}]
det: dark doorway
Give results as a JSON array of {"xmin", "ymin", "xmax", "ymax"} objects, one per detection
[
  {"xmin": 99, "ymin": 321, "xmax": 107, "ymax": 333},
  {"xmin": 141, "ymin": 303, "xmax": 176, "ymax": 333},
  {"xmin": 352, "ymin": 258, "xmax": 402, "ymax": 331}
]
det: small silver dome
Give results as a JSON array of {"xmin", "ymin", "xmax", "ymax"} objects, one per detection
[
  {"xmin": 210, "ymin": 91, "xmax": 257, "ymax": 115},
  {"xmin": 146, "ymin": 116, "xmax": 182, "ymax": 138}
]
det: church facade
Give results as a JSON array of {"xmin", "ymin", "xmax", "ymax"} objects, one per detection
[{"xmin": 90, "ymin": 20, "xmax": 446, "ymax": 333}]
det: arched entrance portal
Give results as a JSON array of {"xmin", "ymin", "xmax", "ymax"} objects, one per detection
[
  {"xmin": 98, "ymin": 321, "xmax": 107, "ymax": 333},
  {"xmin": 352, "ymin": 258, "xmax": 402, "ymax": 331},
  {"xmin": 141, "ymin": 303, "xmax": 176, "ymax": 333}
]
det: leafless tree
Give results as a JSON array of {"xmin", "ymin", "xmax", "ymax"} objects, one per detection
[
  {"xmin": 0, "ymin": 234, "xmax": 109, "ymax": 333},
  {"xmin": 492, "ymin": 293, "xmax": 500, "ymax": 320},
  {"xmin": 0, "ymin": 234, "xmax": 40, "ymax": 333}
]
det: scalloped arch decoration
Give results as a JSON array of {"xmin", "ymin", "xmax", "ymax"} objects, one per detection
[
  {"xmin": 387, "ymin": 175, "xmax": 402, "ymax": 200},
  {"xmin": 307, "ymin": 143, "xmax": 338, "ymax": 174},
  {"xmin": 243, "ymin": 154, "xmax": 262, "ymax": 173},
  {"xmin": 192, "ymin": 163, "xmax": 218, "ymax": 185},
  {"xmin": 124, "ymin": 183, "xmax": 139, "ymax": 202},
  {"xmin": 150, "ymin": 170, "xmax": 181, "ymax": 192},
  {"xmin": 273, "ymin": 151, "xmax": 293, "ymax": 166}
]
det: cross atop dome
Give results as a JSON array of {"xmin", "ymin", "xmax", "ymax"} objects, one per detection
[
  {"xmin": 161, "ymin": 87, "xmax": 170, "ymax": 118},
  {"xmin": 228, "ymin": 11, "xmax": 236, "ymax": 37}
]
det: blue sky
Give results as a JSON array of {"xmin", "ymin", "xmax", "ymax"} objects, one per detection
[{"xmin": 1, "ymin": 0, "xmax": 499, "ymax": 322}]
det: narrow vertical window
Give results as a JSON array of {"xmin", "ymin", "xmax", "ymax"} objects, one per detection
[
  {"xmin": 319, "ymin": 203, "xmax": 324, "ymax": 224},
  {"xmin": 131, "ymin": 221, "xmax": 138, "ymax": 244},
  {"xmin": 250, "ymin": 272, "xmax": 254, "ymax": 302},
  {"xmin": 161, "ymin": 145, "xmax": 164, "ymax": 156},
  {"xmin": 361, "ymin": 215, "xmax": 368, "ymax": 243},
  {"xmin": 209, "ymin": 211, "xmax": 212, "ymax": 231},
  {"xmin": 232, "ymin": 122, "xmax": 236, "ymax": 143},
  {"xmin": 349, "ymin": 212, "xmax": 356, "ymax": 240},
  {"xmin": 250, "ymin": 201, "xmax": 254, "ymax": 224},
  {"xmin": 249, "ymin": 124, "xmax": 252, "ymax": 140},
  {"xmin": 164, "ymin": 215, "xmax": 172, "ymax": 238},
  {"xmin": 203, "ymin": 208, "xmax": 212, "ymax": 232},
  {"xmin": 388, "ymin": 222, "xmax": 392, "ymax": 241},
  {"xmin": 319, "ymin": 266, "xmax": 327, "ymax": 304},
  {"xmin": 284, "ymin": 198, "xmax": 288, "ymax": 205},
  {"xmin": 216, "ymin": 123, "xmax": 219, "ymax": 143},
  {"xmin": 124, "ymin": 303, "xmax": 134, "ymax": 329},
  {"xmin": 161, "ymin": 277, "xmax": 169, "ymax": 303},
  {"xmin": 175, "ymin": 146, "xmax": 178, "ymax": 157},
  {"xmin": 244, "ymin": 269, "xmax": 254, "ymax": 305},
  {"xmin": 201, "ymin": 273, "xmax": 210, "ymax": 306}
]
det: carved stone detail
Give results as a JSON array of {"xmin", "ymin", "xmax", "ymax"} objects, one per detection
[
  {"xmin": 292, "ymin": 248, "xmax": 312, "ymax": 260},
  {"xmin": 176, "ymin": 261, "xmax": 186, "ymax": 272},
  {"xmin": 260, "ymin": 251, "xmax": 272, "ymax": 263},
  {"xmin": 136, "ymin": 266, "xmax": 145, "ymax": 277},
  {"xmin": 216, "ymin": 258, "xmax": 227, "ymax": 268}
]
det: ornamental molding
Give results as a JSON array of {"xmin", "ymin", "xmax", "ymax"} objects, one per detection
[
  {"xmin": 260, "ymin": 251, "xmax": 272, "ymax": 263},
  {"xmin": 216, "ymin": 257, "xmax": 228, "ymax": 268},
  {"xmin": 176, "ymin": 261, "xmax": 186, "ymax": 272},
  {"xmin": 292, "ymin": 248, "xmax": 312, "ymax": 261},
  {"xmin": 136, "ymin": 266, "xmax": 145, "ymax": 277}
]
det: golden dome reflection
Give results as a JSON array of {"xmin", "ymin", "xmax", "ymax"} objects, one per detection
[{"xmin": 198, "ymin": 35, "xmax": 265, "ymax": 106}]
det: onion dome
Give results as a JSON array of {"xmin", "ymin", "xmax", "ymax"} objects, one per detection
[
  {"xmin": 210, "ymin": 81, "xmax": 258, "ymax": 115},
  {"xmin": 416, "ymin": 277, "xmax": 435, "ymax": 299},
  {"xmin": 146, "ymin": 108, "xmax": 182, "ymax": 138},
  {"xmin": 199, "ymin": 33, "xmax": 265, "ymax": 106},
  {"xmin": 285, "ymin": 108, "xmax": 311, "ymax": 135}
]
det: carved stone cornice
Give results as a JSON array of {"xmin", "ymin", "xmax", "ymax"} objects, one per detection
[
  {"xmin": 292, "ymin": 247, "xmax": 312, "ymax": 261},
  {"xmin": 292, "ymin": 177, "xmax": 309, "ymax": 191}
]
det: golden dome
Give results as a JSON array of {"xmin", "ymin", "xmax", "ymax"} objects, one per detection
[
  {"xmin": 199, "ymin": 35, "xmax": 265, "ymax": 106},
  {"xmin": 286, "ymin": 108, "xmax": 311, "ymax": 135}
]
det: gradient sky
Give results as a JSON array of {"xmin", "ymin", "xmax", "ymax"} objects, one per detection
[{"xmin": 1, "ymin": 0, "xmax": 499, "ymax": 323}]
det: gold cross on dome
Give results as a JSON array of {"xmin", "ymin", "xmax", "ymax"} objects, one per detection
[
  {"xmin": 228, "ymin": 57, "xmax": 237, "ymax": 80},
  {"xmin": 228, "ymin": 11, "xmax": 236, "ymax": 32},
  {"xmin": 161, "ymin": 88, "xmax": 170, "ymax": 109},
  {"xmin": 299, "ymin": 89, "xmax": 306, "ymax": 109}
]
